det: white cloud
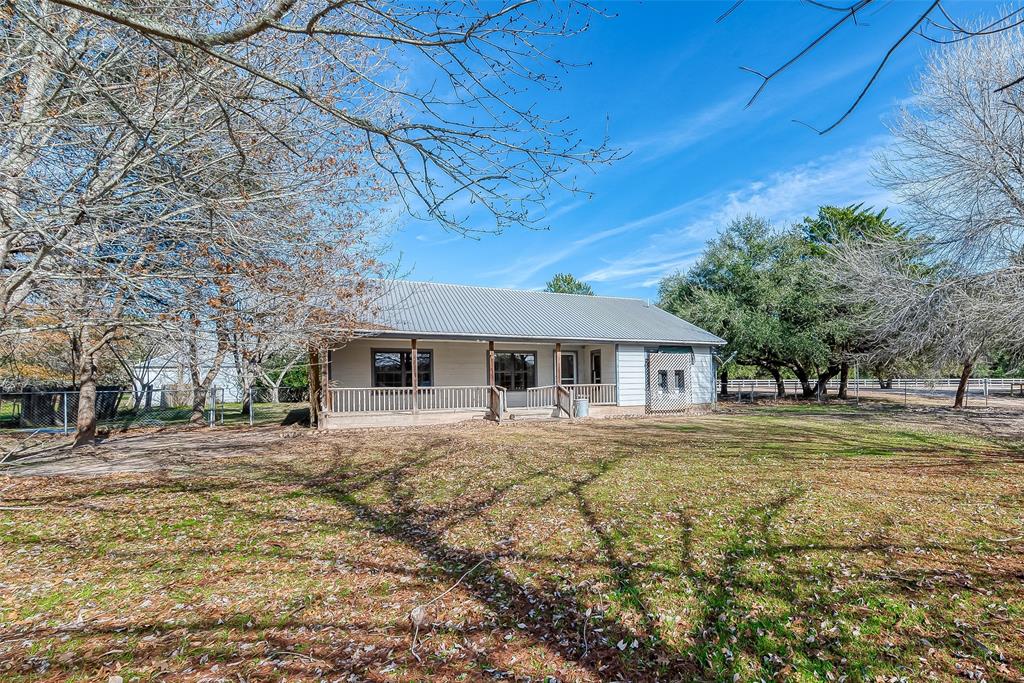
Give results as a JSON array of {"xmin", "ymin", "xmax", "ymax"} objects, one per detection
[
  {"xmin": 489, "ymin": 199, "xmax": 706, "ymax": 286},
  {"xmin": 581, "ymin": 140, "xmax": 896, "ymax": 288}
]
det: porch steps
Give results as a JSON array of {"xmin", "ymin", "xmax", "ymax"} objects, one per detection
[{"xmin": 505, "ymin": 406, "xmax": 561, "ymax": 421}]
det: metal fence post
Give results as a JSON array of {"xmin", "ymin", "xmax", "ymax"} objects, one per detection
[
  {"xmin": 249, "ymin": 387, "xmax": 254, "ymax": 427},
  {"xmin": 63, "ymin": 392, "xmax": 69, "ymax": 435},
  {"xmin": 209, "ymin": 389, "xmax": 215, "ymax": 428}
]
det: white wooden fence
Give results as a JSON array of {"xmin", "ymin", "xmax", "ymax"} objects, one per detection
[
  {"xmin": 729, "ymin": 377, "xmax": 1024, "ymax": 392},
  {"xmin": 526, "ymin": 383, "xmax": 617, "ymax": 408}
]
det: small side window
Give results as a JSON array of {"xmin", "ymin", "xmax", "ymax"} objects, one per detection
[
  {"xmin": 675, "ymin": 370, "xmax": 686, "ymax": 392},
  {"xmin": 658, "ymin": 370, "xmax": 668, "ymax": 392}
]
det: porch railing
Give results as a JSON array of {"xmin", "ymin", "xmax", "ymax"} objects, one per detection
[
  {"xmin": 329, "ymin": 385, "xmax": 493, "ymax": 413},
  {"xmin": 526, "ymin": 383, "xmax": 617, "ymax": 408},
  {"xmin": 571, "ymin": 383, "xmax": 617, "ymax": 405}
]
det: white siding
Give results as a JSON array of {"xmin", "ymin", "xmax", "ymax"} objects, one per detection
[
  {"xmin": 616, "ymin": 344, "xmax": 646, "ymax": 406},
  {"xmin": 690, "ymin": 345, "xmax": 715, "ymax": 405}
]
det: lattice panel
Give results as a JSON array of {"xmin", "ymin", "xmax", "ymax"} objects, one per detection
[{"xmin": 646, "ymin": 351, "xmax": 693, "ymax": 413}]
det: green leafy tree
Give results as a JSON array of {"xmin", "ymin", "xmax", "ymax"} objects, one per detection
[
  {"xmin": 544, "ymin": 273, "xmax": 594, "ymax": 295},
  {"xmin": 660, "ymin": 216, "xmax": 843, "ymax": 398},
  {"xmin": 800, "ymin": 204, "xmax": 909, "ymax": 397}
]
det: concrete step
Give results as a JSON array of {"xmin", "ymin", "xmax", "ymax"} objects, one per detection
[{"xmin": 506, "ymin": 407, "xmax": 562, "ymax": 421}]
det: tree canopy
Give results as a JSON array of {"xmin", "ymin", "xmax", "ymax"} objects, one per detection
[
  {"xmin": 660, "ymin": 207, "xmax": 907, "ymax": 398},
  {"xmin": 544, "ymin": 273, "xmax": 594, "ymax": 296}
]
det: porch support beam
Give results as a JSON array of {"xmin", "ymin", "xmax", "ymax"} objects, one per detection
[
  {"xmin": 411, "ymin": 338, "xmax": 418, "ymax": 414},
  {"xmin": 488, "ymin": 340, "xmax": 495, "ymax": 389},
  {"xmin": 488, "ymin": 340, "xmax": 498, "ymax": 420},
  {"xmin": 555, "ymin": 342, "xmax": 562, "ymax": 389}
]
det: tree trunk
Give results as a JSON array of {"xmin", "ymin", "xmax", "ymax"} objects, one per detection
[
  {"xmin": 308, "ymin": 346, "xmax": 322, "ymax": 428},
  {"xmin": 74, "ymin": 346, "xmax": 99, "ymax": 447},
  {"xmin": 190, "ymin": 385, "xmax": 210, "ymax": 425},
  {"xmin": 792, "ymin": 365, "xmax": 813, "ymax": 398},
  {"xmin": 953, "ymin": 361, "xmax": 973, "ymax": 409},
  {"xmin": 812, "ymin": 365, "xmax": 841, "ymax": 397},
  {"xmin": 768, "ymin": 366, "xmax": 786, "ymax": 398},
  {"xmin": 838, "ymin": 362, "xmax": 849, "ymax": 399},
  {"xmin": 270, "ymin": 385, "xmax": 280, "ymax": 403},
  {"xmin": 72, "ymin": 324, "xmax": 119, "ymax": 447},
  {"xmin": 188, "ymin": 348, "xmax": 227, "ymax": 424},
  {"xmin": 719, "ymin": 368, "xmax": 729, "ymax": 397}
]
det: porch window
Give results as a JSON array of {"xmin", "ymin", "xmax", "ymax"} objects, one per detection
[
  {"xmin": 558, "ymin": 351, "xmax": 577, "ymax": 385},
  {"xmin": 494, "ymin": 352, "xmax": 536, "ymax": 391},
  {"xmin": 372, "ymin": 350, "xmax": 432, "ymax": 387}
]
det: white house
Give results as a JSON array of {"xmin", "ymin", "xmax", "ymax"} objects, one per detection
[
  {"xmin": 134, "ymin": 354, "xmax": 245, "ymax": 403},
  {"xmin": 322, "ymin": 281, "xmax": 725, "ymax": 428}
]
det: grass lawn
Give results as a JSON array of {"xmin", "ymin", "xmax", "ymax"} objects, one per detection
[{"xmin": 1, "ymin": 406, "xmax": 1022, "ymax": 681}]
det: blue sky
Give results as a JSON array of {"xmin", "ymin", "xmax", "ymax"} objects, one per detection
[{"xmin": 384, "ymin": 0, "xmax": 996, "ymax": 298}]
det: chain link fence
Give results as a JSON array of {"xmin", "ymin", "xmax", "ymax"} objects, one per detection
[{"xmin": 0, "ymin": 387, "xmax": 311, "ymax": 434}]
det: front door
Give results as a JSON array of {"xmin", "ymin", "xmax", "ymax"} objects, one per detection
[
  {"xmin": 646, "ymin": 350, "xmax": 692, "ymax": 412},
  {"xmin": 590, "ymin": 350, "xmax": 602, "ymax": 384}
]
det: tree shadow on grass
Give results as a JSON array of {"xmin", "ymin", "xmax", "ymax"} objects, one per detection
[{"xmin": 5, "ymin": 429, "xmax": 1022, "ymax": 681}]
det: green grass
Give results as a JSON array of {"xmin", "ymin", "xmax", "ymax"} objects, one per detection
[{"xmin": 1, "ymin": 408, "xmax": 1022, "ymax": 681}]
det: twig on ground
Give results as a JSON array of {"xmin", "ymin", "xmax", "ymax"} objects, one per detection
[{"xmin": 408, "ymin": 537, "xmax": 515, "ymax": 661}]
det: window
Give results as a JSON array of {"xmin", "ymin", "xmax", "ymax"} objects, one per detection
[
  {"xmin": 658, "ymin": 370, "xmax": 668, "ymax": 393},
  {"xmin": 590, "ymin": 350, "xmax": 602, "ymax": 384},
  {"xmin": 675, "ymin": 369, "xmax": 686, "ymax": 392},
  {"xmin": 558, "ymin": 351, "xmax": 577, "ymax": 385},
  {"xmin": 494, "ymin": 352, "xmax": 536, "ymax": 391},
  {"xmin": 372, "ymin": 350, "xmax": 432, "ymax": 387}
]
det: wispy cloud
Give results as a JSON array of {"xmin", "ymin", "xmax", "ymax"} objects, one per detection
[
  {"xmin": 623, "ymin": 93, "xmax": 750, "ymax": 163},
  {"xmin": 489, "ymin": 199, "xmax": 706, "ymax": 287},
  {"xmin": 582, "ymin": 140, "xmax": 895, "ymax": 289}
]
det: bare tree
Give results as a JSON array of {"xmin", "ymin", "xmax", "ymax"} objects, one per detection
[
  {"xmin": 2, "ymin": 0, "xmax": 611, "ymax": 440},
  {"xmin": 28, "ymin": 0, "xmax": 612, "ymax": 234},
  {"xmin": 830, "ymin": 26, "xmax": 1024, "ymax": 407},
  {"xmin": 721, "ymin": 1, "xmax": 1024, "ymax": 132}
]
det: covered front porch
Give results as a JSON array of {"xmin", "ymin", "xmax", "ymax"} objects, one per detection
[{"xmin": 321, "ymin": 336, "xmax": 618, "ymax": 428}]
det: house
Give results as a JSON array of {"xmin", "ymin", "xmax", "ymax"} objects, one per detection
[
  {"xmin": 321, "ymin": 281, "xmax": 725, "ymax": 428},
  {"xmin": 134, "ymin": 354, "xmax": 245, "ymax": 403}
]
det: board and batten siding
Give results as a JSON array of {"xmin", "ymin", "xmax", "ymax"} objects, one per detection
[
  {"xmin": 615, "ymin": 344, "xmax": 647, "ymax": 406},
  {"xmin": 690, "ymin": 345, "xmax": 715, "ymax": 404},
  {"xmin": 614, "ymin": 344, "xmax": 716, "ymax": 408}
]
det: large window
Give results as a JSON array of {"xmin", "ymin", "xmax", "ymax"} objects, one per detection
[
  {"xmin": 372, "ymin": 350, "xmax": 432, "ymax": 387},
  {"xmin": 494, "ymin": 352, "xmax": 536, "ymax": 391}
]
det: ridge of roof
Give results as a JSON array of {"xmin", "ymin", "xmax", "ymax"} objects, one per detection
[{"xmin": 380, "ymin": 279, "xmax": 650, "ymax": 303}]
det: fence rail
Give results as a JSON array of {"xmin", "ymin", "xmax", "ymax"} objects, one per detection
[
  {"xmin": 328, "ymin": 385, "xmax": 493, "ymax": 413},
  {"xmin": 728, "ymin": 377, "xmax": 1024, "ymax": 392}
]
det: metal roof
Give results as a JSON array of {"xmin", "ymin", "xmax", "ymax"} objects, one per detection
[{"xmin": 358, "ymin": 280, "xmax": 725, "ymax": 345}]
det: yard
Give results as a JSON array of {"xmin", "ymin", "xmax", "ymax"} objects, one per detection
[{"xmin": 1, "ymin": 406, "xmax": 1022, "ymax": 682}]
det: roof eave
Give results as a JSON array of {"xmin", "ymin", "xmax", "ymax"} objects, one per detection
[{"xmin": 349, "ymin": 328, "xmax": 726, "ymax": 346}]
